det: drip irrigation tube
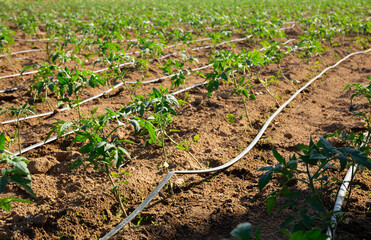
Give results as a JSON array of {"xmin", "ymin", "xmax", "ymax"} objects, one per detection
[
  {"xmin": 1, "ymin": 38, "xmax": 296, "ymax": 124},
  {"xmin": 4, "ymin": 19, "xmax": 294, "ymax": 58},
  {"xmin": 11, "ymin": 80, "xmax": 206, "ymax": 157},
  {"xmin": 0, "ymin": 25, "xmax": 295, "ymax": 81},
  {"xmin": 326, "ymin": 165, "xmax": 357, "ymax": 239},
  {"xmin": 326, "ymin": 133, "xmax": 369, "ymax": 239},
  {"xmin": 0, "ymin": 35, "xmax": 246, "ymax": 79},
  {"xmin": 0, "ymin": 49, "xmax": 42, "ymax": 58},
  {"xmin": 99, "ymin": 48, "xmax": 371, "ymax": 239}
]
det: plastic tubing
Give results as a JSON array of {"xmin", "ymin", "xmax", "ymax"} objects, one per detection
[
  {"xmin": 99, "ymin": 48, "xmax": 371, "ymax": 239},
  {"xmin": 0, "ymin": 49, "xmax": 42, "ymax": 58},
  {"xmin": 0, "ymin": 24, "xmax": 295, "ymax": 81},
  {"xmin": 1, "ymin": 38, "xmax": 296, "ymax": 124},
  {"xmin": 325, "ymin": 133, "xmax": 369, "ymax": 239},
  {"xmin": 11, "ymin": 80, "xmax": 205, "ymax": 157},
  {"xmin": 325, "ymin": 165, "xmax": 357, "ymax": 239}
]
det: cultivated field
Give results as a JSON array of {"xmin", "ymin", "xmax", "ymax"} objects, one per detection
[{"xmin": 0, "ymin": 0, "xmax": 370, "ymax": 239}]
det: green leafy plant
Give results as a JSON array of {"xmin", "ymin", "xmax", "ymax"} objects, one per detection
[
  {"xmin": 7, "ymin": 103, "xmax": 36, "ymax": 155},
  {"xmin": 95, "ymin": 46, "xmax": 137, "ymax": 99},
  {"xmin": 47, "ymin": 108, "xmax": 139, "ymax": 217},
  {"xmin": 160, "ymin": 54, "xmax": 198, "ymax": 90},
  {"xmin": 201, "ymin": 49, "xmax": 256, "ymax": 128},
  {"xmin": 133, "ymin": 37, "xmax": 165, "ymax": 60},
  {"xmin": 0, "ymin": 25, "xmax": 15, "ymax": 53},
  {"xmin": 343, "ymin": 77, "xmax": 371, "ymax": 142},
  {"xmin": 264, "ymin": 41, "xmax": 297, "ymax": 91},
  {"xmin": 56, "ymin": 68, "xmax": 104, "ymax": 119},
  {"xmin": 136, "ymin": 87, "xmax": 181, "ymax": 172},
  {"xmin": 0, "ymin": 133, "xmax": 35, "ymax": 211},
  {"xmin": 226, "ymin": 113, "xmax": 236, "ymax": 123},
  {"xmin": 258, "ymin": 136, "xmax": 371, "ymax": 237},
  {"xmin": 26, "ymin": 63, "xmax": 59, "ymax": 110}
]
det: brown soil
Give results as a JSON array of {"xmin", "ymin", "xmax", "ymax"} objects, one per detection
[{"xmin": 0, "ymin": 26, "xmax": 370, "ymax": 240}]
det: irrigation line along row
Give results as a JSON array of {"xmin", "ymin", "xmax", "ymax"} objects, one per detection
[
  {"xmin": 3, "ymin": 36, "xmax": 209, "ymax": 59},
  {"xmin": 2, "ymin": 20, "xmax": 296, "ymax": 59},
  {"xmin": 11, "ymin": 80, "xmax": 206, "ymax": 156},
  {"xmin": 0, "ymin": 36, "xmax": 240, "ymax": 79},
  {"xmin": 0, "ymin": 27, "xmax": 296, "ymax": 97},
  {"xmin": 12, "ymin": 19, "xmax": 294, "ymax": 43},
  {"xmin": 2, "ymin": 65, "xmax": 211, "ymax": 125},
  {"xmin": 2, "ymin": 38, "xmax": 296, "ymax": 124},
  {"xmin": 326, "ymin": 133, "xmax": 369, "ymax": 239},
  {"xmin": 0, "ymin": 34, "xmax": 249, "ymax": 79},
  {"xmin": 99, "ymin": 48, "xmax": 371, "ymax": 239},
  {"xmin": 0, "ymin": 49, "xmax": 42, "ymax": 58},
  {"xmin": 0, "ymin": 24, "xmax": 295, "ymax": 81}
]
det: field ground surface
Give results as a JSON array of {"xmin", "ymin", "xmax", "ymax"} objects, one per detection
[{"xmin": 0, "ymin": 0, "xmax": 370, "ymax": 239}]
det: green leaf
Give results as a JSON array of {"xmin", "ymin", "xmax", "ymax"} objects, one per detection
[
  {"xmin": 0, "ymin": 133, "xmax": 5, "ymax": 151},
  {"xmin": 242, "ymin": 89, "xmax": 250, "ymax": 98},
  {"xmin": 145, "ymin": 122, "xmax": 157, "ymax": 144},
  {"xmin": 129, "ymin": 119, "xmax": 140, "ymax": 133},
  {"xmin": 258, "ymin": 170, "xmax": 272, "ymax": 191},
  {"xmin": 80, "ymin": 143, "xmax": 93, "ymax": 154},
  {"xmin": 70, "ymin": 158, "xmax": 84, "ymax": 170},
  {"xmin": 319, "ymin": 136, "xmax": 334, "ymax": 153},
  {"xmin": 118, "ymin": 146, "xmax": 131, "ymax": 160},
  {"xmin": 289, "ymin": 229, "xmax": 327, "ymax": 240},
  {"xmin": 346, "ymin": 149, "xmax": 371, "ymax": 169},
  {"xmin": 296, "ymin": 144, "xmax": 309, "ymax": 150},
  {"xmin": 266, "ymin": 196, "xmax": 276, "ymax": 214},
  {"xmin": 300, "ymin": 211, "xmax": 311, "ymax": 229},
  {"xmin": 305, "ymin": 197, "xmax": 325, "ymax": 213},
  {"xmin": 272, "ymin": 147, "xmax": 285, "ymax": 164},
  {"xmin": 280, "ymin": 215, "xmax": 295, "ymax": 229},
  {"xmin": 0, "ymin": 175, "xmax": 8, "ymax": 194},
  {"xmin": 59, "ymin": 121, "xmax": 74, "ymax": 135},
  {"xmin": 73, "ymin": 134, "xmax": 88, "ymax": 142},
  {"xmin": 7, "ymin": 156, "xmax": 29, "ymax": 171},
  {"xmin": 193, "ymin": 134, "xmax": 201, "ymax": 141},
  {"xmin": 152, "ymin": 88, "xmax": 161, "ymax": 98},
  {"xmin": 10, "ymin": 175, "xmax": 36, "ymax": 198},
  {"xmin": 117, "ymin": 139, "xmax": 136, "ymax": 145},
  {"xmin": 91, "ymin": 107, "xmax": 98, "ymax": 115},
  {"xmin": 0, "ymin": 197, "xmax": 33, "ymax": 211}
]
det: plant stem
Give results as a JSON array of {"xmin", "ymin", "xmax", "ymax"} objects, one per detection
[
  {"xmin": 16, "ymin": 118, "xmax": 22, "ymax": 155},
  {"xmin": 344, "ymin": 163, "xmax": 358, "ymax": 209},
  {"xmin": 106, "ymin": 164, "xmax": 128, "ymax": 218},
  {"xmin": 165, "ymin": 133, "xmax": 204, "ymax": 168},
  {"xmin": 160, "ymin": 126, "xmax": 168, "ymax": 173},
  {"xmin": 258, "ymin": 77, "xmax": 281, "ymax": 107},
  {"xmin": 305, "ymin": 163, "xmax": 316, "ymax": 193},
  {"xmin": 279, "ymin": 64, "xmax": 297, "ymax": 91},
  {"xmin": 241, "ymin": 97, "xmax": 253, "ymax": 129}
]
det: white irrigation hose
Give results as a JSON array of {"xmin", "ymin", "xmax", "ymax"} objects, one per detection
[
  {"xmin": 4, "ymin": 19, "xmax": 293, "ymax": 58},
  {"xmin": 99, "ymin": 48, "xmax": 371, "ymax": 239},
  {"xmin": 0, "ymin": 70, "xmax": 38, "ymax": 80},
  {"xmin": 326, "ymin": 165, "xmax": 357, "ymax": 239},
  {"xmin": 0, "ymin": 49, "xmax": 42, "ymax": 58},
  {"xmin": 326, "ymin": 133, "xmax": 369, "ymax": 239},
  {"xmin": 0, "ymin": 25, "xmax": 295, "ymax": 81},
  {"xmin": 11, "ymin": 80, "xmax": 206, "ymax": 156},
  {"xmin": 0, "ymin": 35, "xmax": 245, "ymax": 79},
  {"xmin": 2, "ymin": 38, "xmax": 296, "ymax": 124},
  {"xmin": 14, "ymin": 38, "xmax": 49, "ymax": 42},
  {"xmin": 0, "ymin": 64, "xmax": 211, "ymax": 124}
]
